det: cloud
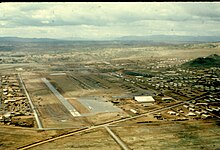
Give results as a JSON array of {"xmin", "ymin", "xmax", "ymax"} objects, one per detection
[{"xmin": 0, "ymin": 2, "xmax": 220, "ymax": 39}]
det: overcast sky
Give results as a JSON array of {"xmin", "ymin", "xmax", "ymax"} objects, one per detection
[{"xmin": 0, "ymin": 2, "xmax": 220, "ymax": 40}]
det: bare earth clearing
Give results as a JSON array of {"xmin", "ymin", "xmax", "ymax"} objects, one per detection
[{"xmin": 0, "ymin": 43, "xmax": 220, "ymax": 150}]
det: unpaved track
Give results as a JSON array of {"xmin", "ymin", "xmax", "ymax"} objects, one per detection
[{"xmin": 18, "ymin": 74, "xmax": 43, "ymax": 129}]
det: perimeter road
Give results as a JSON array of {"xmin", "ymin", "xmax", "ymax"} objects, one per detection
[
  {"xmin": 18, "ymin": 74, "xmax": 43, "ymax": 129},
  {"xmin": 104, "ymin": 126, "xmax": 130, "ymax": 150},
  {"xmin": 41, "ymin": 78, "xmax": 81, "ymax": 117}
]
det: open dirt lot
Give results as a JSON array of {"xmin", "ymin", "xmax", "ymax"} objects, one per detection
[
  {"xmin": 0, "ymin": 125, "xmax": 58, "ymax": 150},
  {"xmin": 31, "ymin": 128, "xmax": 120, "ymax": 150},
  {"xmin": 111, "ymin": 120, "xmax": 220, "ymax": 150},
  {"xmin": 16, "ymin": 120, "xmax": 220, "ymax": 150}
]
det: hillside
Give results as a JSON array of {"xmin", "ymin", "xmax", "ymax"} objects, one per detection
[{"xmin": 182, "ymin": 54, "xmax": 220, "ymax": 68}]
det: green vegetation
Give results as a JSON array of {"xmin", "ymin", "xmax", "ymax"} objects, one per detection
[{"xmin": 182, "ymin": 54, "xmax": 220, "ymax": 68}]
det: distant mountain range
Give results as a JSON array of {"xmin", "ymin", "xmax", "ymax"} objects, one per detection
[
  {"xmin": 182, "ymin": 54, "xmax": 220, "ymax": 68},
  {"xmin": 0, "ymin": 35, "xmax": 220, "ymax": 43},
  {"xmin": 0, "ymin": 37, "xmax": 60, "ymax": 43},
  {"xmin": 116, "ymin": 35, "xmax": 220, "ymax": 43}
]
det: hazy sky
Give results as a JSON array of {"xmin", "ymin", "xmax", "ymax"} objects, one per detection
[{"xmin": 0, "ymin": 2, "xmax": 220, "ymax": 40}]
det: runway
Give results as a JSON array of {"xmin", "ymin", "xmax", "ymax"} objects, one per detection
[{"xmin": 41, "ymin": 78, "xmax": 81, "ymax": 117}]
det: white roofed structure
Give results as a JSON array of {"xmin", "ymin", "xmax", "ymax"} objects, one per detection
[{"xmin": 134, "ymin": 96, "xmax": 155, "ymax": 103}]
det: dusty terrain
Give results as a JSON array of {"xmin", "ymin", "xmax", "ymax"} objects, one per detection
[
  {"xmin": 0, "ymin": 125, "xmax": 59, "ymax": 150},
  {"xmin": 0, "ymin": 42, "xmax": 219, "ymax": 150}
]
